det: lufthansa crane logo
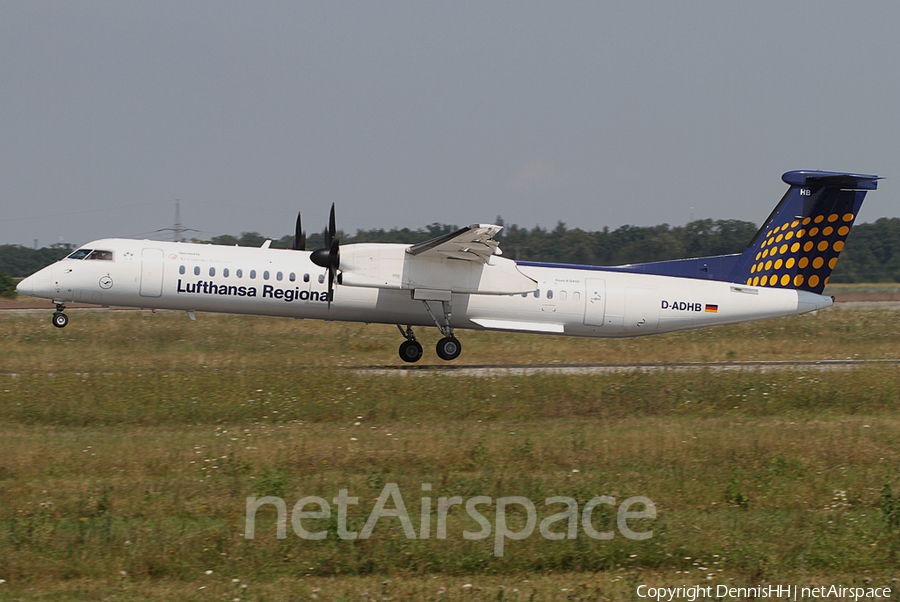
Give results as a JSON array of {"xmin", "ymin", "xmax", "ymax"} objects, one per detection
[{"xmin": 99, "ymin": 276, "xmax": 113, "ymax": 289}]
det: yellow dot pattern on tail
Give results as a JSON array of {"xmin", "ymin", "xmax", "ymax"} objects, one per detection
[{"xmin": 745, "ymin": 213, "xmax": 855, "ymax": 291}]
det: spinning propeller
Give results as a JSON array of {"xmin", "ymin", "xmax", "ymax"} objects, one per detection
[
  {"xmin": 309, "ymin": 203, "xmax": 340, "ymax": 307},
  {"xmin": 291, "ymin": 211, "xmax": 306, "ymax": 251}
]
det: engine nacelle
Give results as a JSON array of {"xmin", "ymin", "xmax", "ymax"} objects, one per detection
[{"xmin": 338, "ymin": 243, "xmax": 536, "ymax": 295}]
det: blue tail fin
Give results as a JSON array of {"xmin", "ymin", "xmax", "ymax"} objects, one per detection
[{"xmin": 727, "ymin": 170, "xmax": 879, "ymax": 294}]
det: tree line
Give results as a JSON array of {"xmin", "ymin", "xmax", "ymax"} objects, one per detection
[{"xmin": 4, "ymin": 217, "xmax": 900, "ymax": 284}]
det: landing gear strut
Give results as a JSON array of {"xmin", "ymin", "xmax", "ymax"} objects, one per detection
[
  {"xmin": 422, "ymin": 299, "xmax": 462, "ymax": 361},
  {"xmin": 395, "ymin": 299, "xmax": 463, "ymax": 363},
  {"xmin": 396, "ymin": 325, "xmax": 423, "ymax": 363},
  {"xmin": 52, "ymin": 303, "xmax": 68, "ymax": 328}
]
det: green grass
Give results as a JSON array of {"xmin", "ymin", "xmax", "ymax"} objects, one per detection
[
  {"xmin": 1, "ymin": 309, "xmax": 900, "ymax": 599},
  {"xmin": 2, "ymin": 305, "xmax": 900, "ymax": 372}
]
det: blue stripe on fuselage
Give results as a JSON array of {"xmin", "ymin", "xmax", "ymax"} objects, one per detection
[{"xmin": 518, "ymin": 253, "xmax": 742, "ymax": 282}]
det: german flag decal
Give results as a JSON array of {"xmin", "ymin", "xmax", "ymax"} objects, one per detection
[{"xmin": 705, "ymin": 304, "xmax": 718, "ymax": 313}]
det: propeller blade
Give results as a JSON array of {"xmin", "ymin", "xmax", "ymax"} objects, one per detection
[
  {"xmin": 328, "ymin": 203, "xmax": 336, "ymax": 246},
  {"xmin": 329, "ymin": 238, "xmax": 340, "ymax": 270},
  {"xmin": 309, "ymin": 204, "xmax": 340, "ymax": 309},
  {"xmin": 326, "ymin": 237, "xmax": 340, "ymax": 308},
  {"xmin": 326, "ymin": 267, "xmax": 334, "ymax": 309},
  {"xmin": 292, "ymin": 211, "xmax": 306, "ymax": 251}
]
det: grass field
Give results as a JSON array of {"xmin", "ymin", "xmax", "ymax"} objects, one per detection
[{"xmin": 2, "ymin": 308, "xmax": 900, "ymax": 600}]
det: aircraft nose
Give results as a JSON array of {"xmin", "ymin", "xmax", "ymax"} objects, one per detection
[{"xmin": 16, "ymin": 274, "xmax": 35, "ymax": 297}]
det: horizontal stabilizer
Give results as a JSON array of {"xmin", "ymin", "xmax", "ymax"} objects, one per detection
[{"xmin": 782, "ymin": 170, "xmax": 880, "ymax": 190}]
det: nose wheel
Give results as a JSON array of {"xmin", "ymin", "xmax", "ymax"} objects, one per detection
[{"xmin": 52, "ymin": 304, "xmax": 68, "ymax": 328}]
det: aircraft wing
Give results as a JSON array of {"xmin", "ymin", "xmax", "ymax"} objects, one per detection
[{"xmin": 406, "ymin": 224, "xmax": 503, "ymax": 263}]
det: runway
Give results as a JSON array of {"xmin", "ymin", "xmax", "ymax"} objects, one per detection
[{"xmin": 353, "ymin": 359, "xmax": 900, "ymax": 377}]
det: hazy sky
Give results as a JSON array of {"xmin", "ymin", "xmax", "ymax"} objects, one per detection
[{"xmin": 1, "ymin": 1, "xmax": 897, "ymax": 248}]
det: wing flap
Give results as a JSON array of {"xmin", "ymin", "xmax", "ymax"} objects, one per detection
[{"xmin": 406, "ymin": 224, "xmax": 503, "ymax": 263}]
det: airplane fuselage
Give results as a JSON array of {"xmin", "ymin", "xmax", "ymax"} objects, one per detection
[{"xmin": 17, "ymin": 238, "xmax": 832, "ymax": 340}]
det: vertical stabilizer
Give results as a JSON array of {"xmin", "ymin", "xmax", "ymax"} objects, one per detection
[{"xmin": 728, "ymin": 171, "xmax": 879, "ymax": 294}]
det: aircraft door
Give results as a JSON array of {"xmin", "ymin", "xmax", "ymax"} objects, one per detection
[
  {"xmin": 623, "ymin": 287, "xmax": 660, "ymax": 331},
  {"xmin": 583, "ymin": 278, "xmax": 606, "ymax": 326},
  {"xmin": 140, "ymin": 248, "xmax": 164, "ymax": 297}
]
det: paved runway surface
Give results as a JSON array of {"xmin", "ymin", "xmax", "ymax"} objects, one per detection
[
  {"xmin": 4, "ymin": 359, "xmax": 897, "ymax": 378},
  {"xmin": 354, "ymin": 359, "xmax": 900, "ymax": 377}
]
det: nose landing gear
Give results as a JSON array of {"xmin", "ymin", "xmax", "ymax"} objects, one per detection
[{"xmin": 52, "ymin": 303, "xmax": 68, "ymax": 328}]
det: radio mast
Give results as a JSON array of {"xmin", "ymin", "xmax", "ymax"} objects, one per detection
[{"xmin": 157, "ymin": 200, "xmax": 199, "ymax": 242}]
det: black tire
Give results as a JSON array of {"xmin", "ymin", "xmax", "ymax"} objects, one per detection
[
  {"xmin": 435, "ymin": 337, "xmax": 461, "ymax": 361},
  {"xmin": 399, "ymin": 340, "xmax": 423, "ymax": 363},
  {"xmin": 52, "ymin": 312, "xmax": 69, "ymax": 328}
]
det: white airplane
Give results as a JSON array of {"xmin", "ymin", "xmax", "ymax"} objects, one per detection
[{"xmin": 16, "ymin": 170, "xmax": 878, "ymax": 363}]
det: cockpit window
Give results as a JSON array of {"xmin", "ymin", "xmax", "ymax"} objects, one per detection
[
  {"xmin": 67, "ymin": 249, "xmax": 93, "ymax": 260},
  {"xmin": 85, "ymin": 250, "xmax": 113, "ymax": 261}
]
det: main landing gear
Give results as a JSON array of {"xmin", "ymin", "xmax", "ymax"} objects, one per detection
[
  {"xmin": 52, "ymin": 303, "xmax": 68, "ymax": 328},
  {"xmin": 396, "ymin": 299, "xmax": 462, "ymax": 363},
  {"xmin": 397, "ymin": 326, "xmax": 424, "ymax": 363},
  {"xmin": 435, "ymin": 336, "xmax": 461, "ymax": 361}
]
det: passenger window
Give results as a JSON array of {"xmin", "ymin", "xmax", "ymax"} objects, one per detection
[
  {"xmin": 318, "ymin": 274, "xmax": 325, "ymax": 284},
  {"xmin": 263, "ymin": 271, "xmax": 269, "ymax": 280},
  {"xmin": 250, "ymin": 270, "xmax": 256, "ymax": 279},
  {"xmin": 223, "ymin": 268, "xmax": 229, "ymax": 277},
  {"xmin": 304, "ymin": 274, "xmax": 310, "ymax": 283},
  {"xmin": 547, "ymin": 290, "xmax": 553, "ymax": 299},
  {"xmin": 276, "ymin": 272, "xmax": 283, "ymax": 281},
  {"xmin": 67, "ymin": 249, "xmax": 93, "ymax": 260},
  {"xmin": 533, "ymin": 290, "xmax": 540, "ymax": 298},
  {"xmin": 521, "ymin": 293, "xmax": 527, "ymax": 298},
  {"xmin": 179, "ymin": 265, "xmax": 185, "ymax": 275},
  {"xmin": 560, "ymin": 290, "xmax": 567, "ymax": 301},
  {"xmin": 194, "ymin": 266, "xmax": 200, "ymax": 276},
  {"xmin": 289, "ymin": 273, "xmax": 296, "ymax": 282},
  {"xmin": 574, "ymin": 291, "xmax": 581, "ymax": 301},
  {"xmin": 209, "ymin": 267, "xmax": 215, "ymax": 277},
  {"xmin": 236, "ymin": 269, "xmax": 243, "ymax": 278}
]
